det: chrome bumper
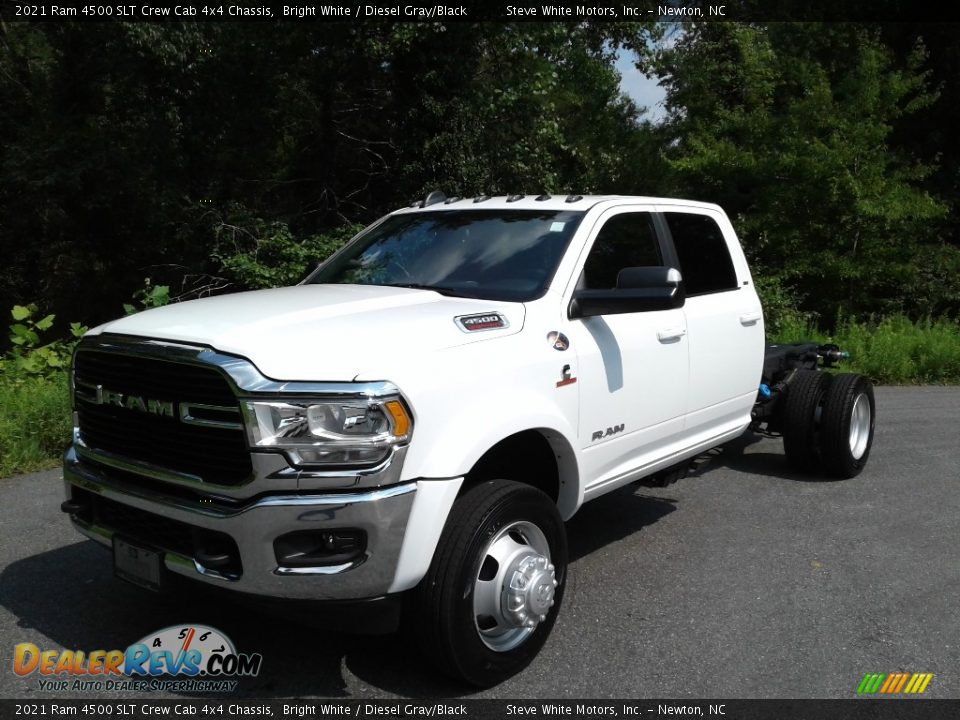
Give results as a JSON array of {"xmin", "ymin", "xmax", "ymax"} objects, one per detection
[{"xmin": 63, "ymin": 447, "xmax": 417, "ymax": 600}]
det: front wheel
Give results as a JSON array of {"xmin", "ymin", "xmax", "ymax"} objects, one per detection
[{"xmin": 412, "ymin": 479, "xmax": 567, "ymax": 687}]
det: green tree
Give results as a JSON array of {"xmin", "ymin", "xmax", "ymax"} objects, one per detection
[
  {"xmin": 880, "ymin": 23, "xmax": 960, "ymax": 317},
  {"xmin": 1, "ymin": 21, "xmax": 657, "ymax": 334},
  {"xmin": 653, "ymin": 23, "xmax": 945, "ymax": 321}
]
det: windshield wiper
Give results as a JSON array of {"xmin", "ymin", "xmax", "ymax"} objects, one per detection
[{"xmin": 382, "ymin": 283, "xmax": 471, "ymax": 298}]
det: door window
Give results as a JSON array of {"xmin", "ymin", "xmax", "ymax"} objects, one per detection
[
  {"xmin": 581, "ymin": 213, "xmax": 663, "ymax": 290},
  {"xmin": 663, "ymin": 212, "xmax": 738, "ymax": 295}
]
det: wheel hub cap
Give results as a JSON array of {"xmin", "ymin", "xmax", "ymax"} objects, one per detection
[
  {"xmin": 505, "ymin": 554, "xmax": 557, "ymax": 628},
  {"xmin": 849, "ymin": 392, "xmax": 871, "ymax": 460},
  {"xmin": 472, "ymin": 520, "xmax": 557, "ymax": 653}
]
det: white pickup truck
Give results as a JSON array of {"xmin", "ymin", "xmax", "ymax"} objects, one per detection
[{"xmin": 62, "ymin": 194, "xmax": 875, "ymax": 686}]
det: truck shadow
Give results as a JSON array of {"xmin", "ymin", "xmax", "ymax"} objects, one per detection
[
  {"xmin": 0, "ymin": 541, "xmax": 364, "ymax": 697},
  {"xmin": 0, "ymin": 488, "xmax": 679, "ymax": 699},
  {"xmin": 565, "ymin": 484, "xmax": 676, "ymax": 562},
  {"xmin": 690, "ymin": 432, "xmax": 845, "ymax": 483}
]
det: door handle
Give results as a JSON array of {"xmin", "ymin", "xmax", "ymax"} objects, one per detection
[
  {"xmin": 739, "ymin": 311, "xmax": 762, "ymax": 326},
  {"xmin": 657, "ymin": 327, "xmax": 686, "ymax": 342}
]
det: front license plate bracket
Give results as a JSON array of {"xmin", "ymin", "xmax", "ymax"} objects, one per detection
[{"xmin": 113, "ymin": 537, "xmax": 164, "ymax": 592}]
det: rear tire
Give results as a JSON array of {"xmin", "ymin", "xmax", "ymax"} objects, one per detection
[
  {"xmin": 782, "ymin": 369, "xmax": 830, "ymax": 472},
  {"xmin": 818, "ymin": 374, "xmax": 875, "ymax": 478},
  {"xmin": 412, "ymin": 479, "xmax": 567, "ymax": 687}
]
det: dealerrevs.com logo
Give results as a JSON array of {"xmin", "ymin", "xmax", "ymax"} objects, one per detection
[{"xmin": 12, "ymin": 624, "xmax": 262, "ymax": 693}]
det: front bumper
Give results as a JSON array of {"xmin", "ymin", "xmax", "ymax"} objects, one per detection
[{"xmin": 63, "ymin": 447, "xmax": 417, "ymax": 600}]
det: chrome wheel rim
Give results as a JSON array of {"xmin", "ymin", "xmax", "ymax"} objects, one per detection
[
  {"xmin": 472, "ymin": 520, "xmax": 557, "ymax": 653},
  {"xmin": 849, "ymin": 393, "xmax": 871, "ymax": 460}
]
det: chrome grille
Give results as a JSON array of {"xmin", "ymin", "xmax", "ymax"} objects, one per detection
[{"xmin": 74, "ymin": 349, "xmax": 252, "ymax": 485}]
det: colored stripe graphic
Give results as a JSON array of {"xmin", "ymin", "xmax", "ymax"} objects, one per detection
[
  {"xmin": 904, "ymin": 673, "xmax": 934, "ymax": 694},
  {"xmin": 857, "ymin": 672, "xmax": 933, "ymax": 695},
  {"xmin": 856, "ymin": 673, "xmax": 885, "ymax": 694},
  {"xmin": 892, "ymin": 673, "xmax": 909, "ymax": 693},
  {"xmin": 879, "ymin": 674, "xmax": 896, "ymax": 693}
]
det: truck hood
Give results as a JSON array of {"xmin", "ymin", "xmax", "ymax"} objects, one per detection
[{"xmin": 90, "ymin": 284, "xmax": 524, "ymax": 381}]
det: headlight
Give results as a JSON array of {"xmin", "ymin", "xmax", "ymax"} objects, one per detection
[{"xmin": 242, "ymin": 397, "xmax": 412, "ymax": 467}]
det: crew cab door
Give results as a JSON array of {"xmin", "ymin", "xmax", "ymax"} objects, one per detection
[
  {"xmin": 658, "ymin": 207, "xmax": 765, "ymax": 443},
  {"xmin": 564, "ymin": 208, "xmax": 689, "ymax": 495}
]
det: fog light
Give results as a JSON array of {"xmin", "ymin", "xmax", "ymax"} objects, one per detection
[{"xmin": 274, "ymin": 529, "xmax": 367, "ymax": 568}]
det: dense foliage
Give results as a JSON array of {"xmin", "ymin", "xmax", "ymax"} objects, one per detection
[
  {"xmin": 2, "ymin": 21, "xmax": 958, "ymax": 330},
  {"xmin": 652, "ymin": 23, "xmax": 951, "ymax": 322},
  {"xmin": 2, "ymin": 20, "xmax": 960, "ymax": 474},
  {"xmin": 0, "ymin": 21, "xmax": 653, "ymax": 332},
  {"xmin": 0, "ymin": 305, "xmax": 79, "ymax": 476}
]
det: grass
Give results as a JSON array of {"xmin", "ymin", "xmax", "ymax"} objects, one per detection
[
  {"xmin": 0, "ymin": 373, "xmax": 71, "ymax": 477},
  {"xmin": 771, "ymin": 314, "xmax": 960, "ymax": 384},
  {"xmin": 0, "ymin": 314, "xmax": 957, "ymax": 477}
]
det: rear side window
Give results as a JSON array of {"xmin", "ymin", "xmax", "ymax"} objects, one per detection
[
  {"xmin": 663, "ymin": 212, "xmax": 738, "ymax": 295},
  {"xmin": 581, "ymin": 212, "xmax": 663, "ymax": 290}
]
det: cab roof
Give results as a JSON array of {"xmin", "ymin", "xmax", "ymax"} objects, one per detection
[{"xmin": 393, "ymin": 192, "xmax": 722, "ymax": 214}]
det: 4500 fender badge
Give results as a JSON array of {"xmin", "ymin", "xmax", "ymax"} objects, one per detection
[
  {"xmin": 454, "ymin": 312, "xmax": 508, "ymax": 332},
  {"xmin": 591, "ymin": 424, "xmax": 625, "ymax": 441}
]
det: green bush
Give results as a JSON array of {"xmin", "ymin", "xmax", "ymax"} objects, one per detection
[
  {"xmin": 0, "ymin": 304, "xmax": 86, "ymax": 476},
  {"xmin": 212, "ymin": 214, "xmax": 361, "ymax": 290},
  {"xmin": 123, "ymin": 278, "xmax": 170, "ymax": 315},
  {"xmin": 2, "ymin": 304, "xmax": 85, "ymax": 378},
  {"xmin": 752, "ymin": 273, "xmax": 817, "ymax": 338},
  {"xmin": 0, "ymin": 373, "xmax": 71, "ymax": 476},
  {"xmin": 771, "ymin": 314, "xmax": 960, "ymax": 384}
]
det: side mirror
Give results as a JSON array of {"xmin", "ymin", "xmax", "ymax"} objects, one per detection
[
  {"xmin": 568, "ymin": 266, "xmax": 684, "ymax": 319},
  {"xmin": 616, "ymin": 266, "xmax": 682, "ymax": 290}
]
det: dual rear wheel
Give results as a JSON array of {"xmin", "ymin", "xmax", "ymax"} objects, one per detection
[{"xmin": 782, "ymin": 371, "xmax": 875, "ymax": 477}]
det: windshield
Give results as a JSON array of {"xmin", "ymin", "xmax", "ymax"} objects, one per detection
[{"xmin": 308, "ymin": 209, "xmax": 585, "ymax": 302}]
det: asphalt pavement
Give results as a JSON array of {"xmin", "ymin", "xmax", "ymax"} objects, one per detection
[{"xmin": 1, "ymin": 386, "xmax": 957, "ymax": 699}]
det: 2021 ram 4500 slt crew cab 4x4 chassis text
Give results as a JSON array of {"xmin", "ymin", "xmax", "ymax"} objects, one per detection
[{"xmin": 61, "ymin": 193, "xmax": 875, "ymax": 686}]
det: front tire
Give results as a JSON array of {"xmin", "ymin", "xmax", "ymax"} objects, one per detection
[{"xmin": 413, "ymin": 479, "xmax": 567, "ymax": 687}]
